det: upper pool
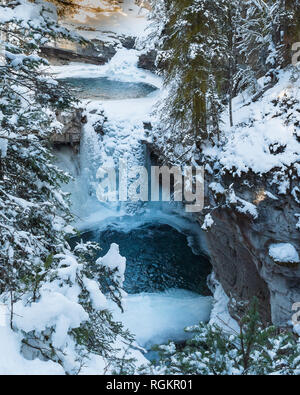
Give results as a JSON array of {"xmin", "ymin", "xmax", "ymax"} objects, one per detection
[{"xmin": 60, "ymin": 77, "xmax": 158, "ymax": 100}]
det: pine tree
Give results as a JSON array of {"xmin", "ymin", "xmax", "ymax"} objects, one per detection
[
  {"xmin": 0, "ymin": 0, "xmax": 136, "ymax": 374},
  {"xmin": 0, "ymin": 0, "xmax": 77, "ymax": 315},
  {"xmin": 152, "ymin": 0, "xmax": 227, "ymax": 149},
  {"xmin": 148, "ymin": 0, "xmax": 246, "ymax": 156},
  {"xmin": 238, "ymin": 0, "xmax": 300, "ymax": 82}
]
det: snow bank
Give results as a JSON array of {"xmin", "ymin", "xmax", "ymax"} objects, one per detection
[
  {"xmin": 203, "ymin": 69, "xmax": 300, "ymax": 180},
  {"xmin": 269, "ymin": 243, "xmax": 300, "ymax": 264},
  {"xmin": 0, "ymin": 327, "xmax": 64, "ymax": 375},
  {"xmin": 112, "ymin": 289, "xmax": 213, "ymax": 349}
]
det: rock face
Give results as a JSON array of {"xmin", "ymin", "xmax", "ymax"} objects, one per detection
[
  {"xmin": 40, "ymin": 35, "xmax": 156, "ymax": 71},
  {"xmin": 40, "ymin": 45, "xmax": 111, "ymax": 66},
  {"xmin": 147, "ymin": 141, "xmax": 300, "ymax": 327},
  {"xmin": 51, "ymin": 108, "xmax": 84, "ymax": 146},
  {"xmin": 40, "ymin": 38, "xmax": 118, "ymax": 66},
  {"xmin": 203, "ymin": 206, "xmax": 272, "ymax": 325},
  {"xmin": 202, "ymin": 178, "xmax": 300, "ymax": 327},
  {"xmin": 137, "ymin": 50, "xmax": 157, "ymax": 72}
]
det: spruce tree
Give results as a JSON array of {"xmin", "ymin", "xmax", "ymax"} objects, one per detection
[
  {"xmin": 153, "ymin": 0, "xmax": 226, "ymax": 147},
  {"xmin": 0, "ymin": 0, "xmax": 136, "ymax": 374}
]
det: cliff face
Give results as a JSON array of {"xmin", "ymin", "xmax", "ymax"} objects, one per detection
[
  {"xmin": 147, "ymin": 144, "xmax": 300, "ymax": 327},
  {"xmin": 202, "ymin": 178, "xmax": 300, "ymax": 327},
  {"xmin": 148, "ymin": 68, "xmax": 300, "ymax": 328},
  {"xmin": 40, "ymin": 35, "xmax": 156, "ymax": 70}
]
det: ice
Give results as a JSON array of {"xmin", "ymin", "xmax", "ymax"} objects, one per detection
[
  {"xmin": 54, "ymin": 48, "xmax": 162, "ymax": 225},
  {"xmin": 111, "ymin": 289, "xmax": 213, "ymax": 349}
]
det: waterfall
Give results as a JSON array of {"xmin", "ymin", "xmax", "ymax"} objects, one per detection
[
  {"xmin": 54, "ymin": 63, "xmax": 212, "ymax": 352},
  {"xmin": 80, "ymin": 121, "xmax": 103, "ymax": 200}
]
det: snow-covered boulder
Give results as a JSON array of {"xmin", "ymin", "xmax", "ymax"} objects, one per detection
[{"xmin": 269, "ymin": 243, "xmax": 300, "ymax": 266}]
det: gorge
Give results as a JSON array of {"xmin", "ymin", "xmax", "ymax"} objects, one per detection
[
  {"xmin": 1, "ymin": 0, "xmax": 300, "ymax": 376},
  {"xmin": 49, "ymin": 1, "xmax": 300, "ymax": 333}
]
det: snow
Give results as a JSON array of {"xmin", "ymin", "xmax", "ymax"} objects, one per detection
[
  {"xmin": 0, "ymin": 138, "xmax": 8, "ymax": 158},
  {"xmin": 209, "ymin": 182, "xmax": 225, "ymax": 195},
  {"xmin": 269, "ymin": 243, "xmax": 300, "ymax": 264},
  {"xmin": 112, "ymin": 289, "xmax": 213, "ymax": 349},
  {"xmin": 82, "ymin": 277, "xmax": 107, "ymax": 310},
  {"xmin": 202, "ymin": 69, "xmax": 300, "ymax": 195},
  {"xmin": 62, "ymin": 0, "xmax": 150, "ymax": 38},
  {"xmin": 0, "ymin": 0, "xmax": 58, "ymax": 28},
  {"xmin": 265, "ymin": 191, "xmax": 278, "ymax": 200},
  {"xmin": 209, "ymin": 274, "xmax": 240, "ymax": 335},
  {"xmin": 236, "ymin": 197, "xmax": 258, "ymax": 219},
  {"xmin": 14, "ymin": 290, "xmax": 88, "ymax": 341},
  {"xmin": 51, "ymin": 48, "xmax": 162, "ymax": 88},
  {"xmin": 0, "ymin": 246, "xmax": 149, "ymax": 375},
  {"xmin": 294, "ymin": 323, "xmax": 300, "ymax": 337},
  {"xmin": 0, "ymin": 327, "xmax": 64, "ymax": 375},
  {"xmin": 97, "ymin": 243, "xmax": 126, "ymax": 287},
  {"xmin": 0, "ymin": 309, "xmax": 147, "ymax": 375},
  {"xmin": 202, "ymin": 213, "xmax": 214, "ymax": 230},
  {"xmin": 0, "ymin": 0, "xmax": 41, "ymax": 24}
]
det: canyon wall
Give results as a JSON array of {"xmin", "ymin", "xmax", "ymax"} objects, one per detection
[{"xmin": 202, "ymin": 177, "xmax": 300, "ymax": 327}]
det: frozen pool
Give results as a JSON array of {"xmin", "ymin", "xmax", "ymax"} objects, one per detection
[{"xmin": 60, "ymin": 77, "xmax": 158, "ymax": 100}]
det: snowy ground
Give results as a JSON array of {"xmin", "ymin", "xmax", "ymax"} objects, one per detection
[{"xmin": 61, "ymin": 0, "xmax": 150, "ymax": 38}]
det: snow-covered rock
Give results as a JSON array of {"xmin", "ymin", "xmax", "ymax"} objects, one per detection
[{"xmin": 269, "ymin": 243, "xmax": 300, "ymax": 264}]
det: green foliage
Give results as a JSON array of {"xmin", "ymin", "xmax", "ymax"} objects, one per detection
[
  {"xmin": 149, "ymin": 0, "xmax": 300, "ymax": 156},
  {"xmin": 155, "ymin": 0, "xmax": 227, "ymax": 142}
]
